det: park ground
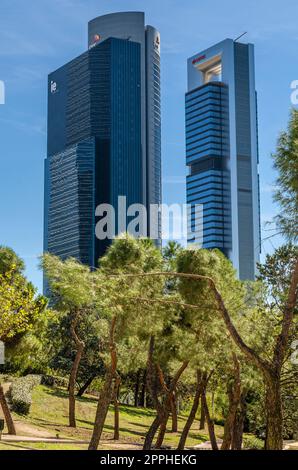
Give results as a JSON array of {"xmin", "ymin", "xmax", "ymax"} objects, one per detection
[
  {"xmin": 0, "ymin": 384, "xmax": 224, "ymax": 450},
  {"xmin": 1, "ymin": 385, "xmax": 297, "ymax": 451}
]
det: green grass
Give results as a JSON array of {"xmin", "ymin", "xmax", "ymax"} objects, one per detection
[{"xmin": 0, "ymin": 385, "xmax": 224, "ymax": 450}]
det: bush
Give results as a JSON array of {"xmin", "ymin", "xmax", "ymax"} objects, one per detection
[
  {"xmin": 243, "ymin": 435, "xmax": 264, "ymax": 450},
  {"xmin": 41, "ymin": 374, "xmax": 69, "ymax": 389},
  {"xmin": 8, "ymin": 375, "xmax": 42, "ymax": 415}
]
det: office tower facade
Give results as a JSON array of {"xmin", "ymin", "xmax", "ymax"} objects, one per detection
[
  {"xmin": 44, "ymin": 12, "xmax": 161, "ymax": 275},
  {"xmin": 186, "ymin": 39, "xmax": 260, "ymax": 280}
]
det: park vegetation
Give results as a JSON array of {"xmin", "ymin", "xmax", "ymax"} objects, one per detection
[{"xmin": 0, "ymin": 110, "xmax": 297, "ymax": 451}]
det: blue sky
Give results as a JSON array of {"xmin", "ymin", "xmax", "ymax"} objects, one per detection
[{"xmin": 0, "ymin": 0, "xmax": 297, "ymax": 292}]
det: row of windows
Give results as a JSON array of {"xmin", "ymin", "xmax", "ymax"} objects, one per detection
[
  {"xmin": 186, "ymin": 111, "xmax": 226, "ymax": 128},
  {"xmin": 185, "ymin": 92, "xmax": 229, "ymax": 110},
  {"xmin": 187, "ymin": 168, "xmax": 223, "ymax": 183},
  {"xmin": 187, "ymin": 150, "xmax": 229, "ymax": 165},
  {"xmin": 186, "ymin": 101, "xmax": 228, "ymax": 120},
  {"xmin": 187, "ymin": 186, "xmax": 224, "ymax": 200},
  {"xmin": 186, "ymin": 84, "xmax": 227, "ymax": 105},
  {"xmin": 186, "ymin": 119, "xmax": 229, "ymax": 135},
  {"xmin": 187, "ymin": 136, "xmax": 229, "ymax": 153},
  {"xmin": 186, "ymin": 128, "xmax": 227, "ymax": 144}
]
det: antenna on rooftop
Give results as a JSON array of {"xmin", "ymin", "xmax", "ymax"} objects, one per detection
[{"xmin": 234, "ymin": 32, "xmax": 248, "ymax": 42}]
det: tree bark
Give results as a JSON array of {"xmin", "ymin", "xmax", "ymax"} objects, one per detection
[
  {"xmin": 140, "ymin": 369, "xmax": 147, "ymax": 407},
  {"xmin": 144, "ymin": 416, "xmax": 161, "ymax": 450},
  {"xmin": 170, "ymin": 392, "xmax": 178, "ymax": 432},
  {"xmin": 202, "ymin": 390, "xmax": 218, "ymax": 451},
  {"xmin": 232, "ymin": 392, "xmax": 247, "ymax": 450},
  {"xmin": 155, "ymin": 412, "xmax": 170, "ymax": 449},
  {"xmin": 178, "ymin": 370, "xmax": 203, "ymax": 450},
  {"xmin": 265, "ymin": 374, "xmax": 283, "ymax": 450},
  {"xmin": 199, "ymin": 399, "xmax": 206, "ymax": 430},
  {"xmin": 77, "ymin": 374, "xmax": 96, "ymax": 397},
  {"xmin": 143, "ymin": 337, "xmax": 188, "ymax": 450},
  {"xmin": 88, "ymin": 316, "xmax": 117, "ymax": 451},
  {"xmin": 113, "ymin": 375, "xmax": 121, "ymax": 441},
  {"xmin": 0, "ymin": 384, "xmax": 16, "ymax": 435},
  {"xmin": 69, "ymin": 311, "xmax": 85, "ymax": 428},
  {"xmin": 221, "ymin": 353, "xmax": 241, "ymax": 450},
  {"xmin": 134, "ymin": 370, "xmax": 141, "ymax": 407}
]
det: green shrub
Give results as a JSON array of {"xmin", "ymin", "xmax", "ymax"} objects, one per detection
[
  {"xmin": 41, "ymin": 374, "xmax": 69, "ymax": 389},
  {"xmin": 243, "ymin": 435, "xmax": 264, "ymax": 450},
  {"xmin": 9, "ymin": 375, "xmax": 42, "ymax": 415}
]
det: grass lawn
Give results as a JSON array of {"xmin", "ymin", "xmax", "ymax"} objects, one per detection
[{"xmin": 0, "ymin": 385, "xmax": 225, "ymax": 450}]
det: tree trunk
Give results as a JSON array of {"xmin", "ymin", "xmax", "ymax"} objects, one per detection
[
  {"xmin": 221, "ymin": 353, "xmax": 241, "ymax": 450},
  {"xmin": 143, "ymin": 337, "xmax": 188, "ymax": 450},
  {"xmin": 265, "ymin": 375, "xmax": 283, "ymax": 450},
  {"xmin": 155, "ymin": 412, "xmax": 170, "ymax": 448},
  {"xmin": 199, "ymin": 399, "xmax": 206, "ymax": 430},
  {"xmin": 69, "ymin": 312, "xmax": 85, "ymax": 428},
  {"xmin": 113, "ymin": 376, "xmax": 121, "ymax": 441},
  {"xmin": 178, "ymin": 370, "xmax": 202, "ymax": 450},
  {"xmin": 232, "ymin": 392, "xmax": 247, "ymax": 450},
  {"xmin": 202, "ymin": 391, "xmax": 218, "ymax": 451},
  {"xmin": 88, "ymin": 316, "xmax": 117, "ymax": 451},
  {"xmin": 77, "ymin": 374, "xmax": 96, "ymax": 397},
  {"xmin": 140, "ymin": 369, "xmax": 147, "ymax": 407},
  {"xmin": 0, "ymin": 384, "xmax": 16, "ymax": 435},
  {"xmin": 143, "ymin": 416, "xmax": 161, "ymax": 450},
  {"xmin": 171, "ymin": 393, "xmax": 178, "ymax": 433},
  {"xmin": 134, "ymin": 370, "xmax": 141, "ymax": 407}
]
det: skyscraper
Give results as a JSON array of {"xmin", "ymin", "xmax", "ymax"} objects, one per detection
[
  {"xmin": 186, "ymin": 39, "xmax": 260, "ymax": 280},
  {"xmin": 44, "ymin": 12, "xmax": 161, "ymax": 276}
]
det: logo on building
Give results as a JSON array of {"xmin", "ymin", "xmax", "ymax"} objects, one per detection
[
  {"xmin": 0, "ymin": 80, "xmax": 5, "ymax": 105},
  {"xmin": 50, "ymin": 81, "xmax": 57, "ymax": 94},
  {"xmin": 93, "ymin": 34, "xmax": 101, "ymax": 44},
  {"xmin": 192, "ymin": 54, "xmax": 206, "ymax": 65},
  {"xmin": 154, "ymin": 35, "xmax": 160, "ymax": 53}
]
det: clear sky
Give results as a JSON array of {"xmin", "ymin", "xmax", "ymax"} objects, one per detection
[{"xmin": 0, "ymin": 0, "xmax": 296, "ymax": 292}]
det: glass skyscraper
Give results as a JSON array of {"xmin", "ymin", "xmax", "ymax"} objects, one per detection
[
  {"xmin": 186, "ymin": 39, "xmax": 261, "ymax": 280},
  {"xmin": 44, "ymin": 12, "xmax": 161, "ymax": 278}
]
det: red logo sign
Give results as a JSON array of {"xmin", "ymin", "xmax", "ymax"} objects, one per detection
[
  {"xmin": 192, "ymin": 54, "xmax": 206, "ymax": 65},
  {"xmin": 93, "ymin": 34, "xmax": 101, "ymax": 44}
]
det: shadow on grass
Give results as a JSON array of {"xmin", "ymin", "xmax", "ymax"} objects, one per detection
[
  {"xmin": 43, "ymin": 387, "xmax": 97, "ymax": 406},
  {"xmin": 0, "ymin": 442, "xmax": 36, "ymax": 451},
  {"xmin": 103, "ymin": 423, "xmax": 145, "ymax": 438}
]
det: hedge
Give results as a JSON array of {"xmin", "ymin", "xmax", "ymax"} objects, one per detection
[{"xmin": 8, "ymin": 375, "xmax": 42, "ymax": 415}]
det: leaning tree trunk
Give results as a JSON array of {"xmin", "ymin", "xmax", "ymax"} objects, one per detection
[
  {"xmin": 139, "ymin": 369, "xmax": 147, "ymax": 407},
  {"xmin": 155, "ymin": 411, "xmax": 170, "ymax": 449},
  {"xmin": 199, "ymin": 399, "xmax": 206, "ymax": 430},
  {"xmin": 221, "ymin": 354, "xmax": 241, "ymax": 450},
  {"xmin": 134, "ymin": 370, "xmax": 141, "ymax": 407},
  {"xmin": 69, "ymin": 311, "xmax": 85, "ymax": 428},
  {"xmin": 178, "ymin": 370, "xmax": 203, "ymax": 450},
  {"xmin": 88, "ymin": 316, "xmax": 118, "ymax": 451},
  {"xmin": 201, "ymin": 390, "xmax": 218, "ymax": 451},
  {"xmin": 171, "ymin": 392, "xmax": 178, "ymax": 433},
  {"xmin": 144, "ymin": 416, "xmax": 161, "ymax": 450},
  {"xmin": 265, "ymin": 374, "xmax": 283, "ymax": 450},
  {"xmin": 143, "ymin": 337, "xmax": 188, "ymax": 450},
  {"xmin": 153, "ymin": 363, "xmax": 189, "ymax": 449},
  {"xmin": 77, "ymin": 374, "xmax": 96, "ymax": 397},
  {"xmin": 232, "ymin": 392, "xmax": 247, "ymax": 450},
  {"xmin": 0, "ymin": 384, "xmax": 16, "ymax": 435},
  {"xmin": 113, "ymin": 375, "xmax": 121, "ymax": 441}
]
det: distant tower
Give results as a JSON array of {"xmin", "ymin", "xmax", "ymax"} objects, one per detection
[
  {"xmin": 186, "ymin": 39, "xmax": 261, "ymax": 280},
  {"xmin": 44, "ymin": 12, "xmax": 161, "ymax": 290}
]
